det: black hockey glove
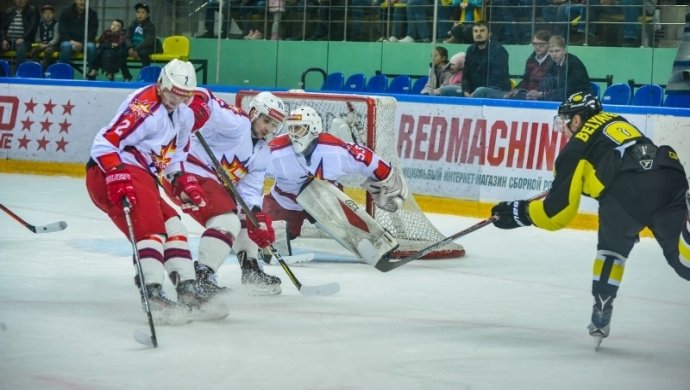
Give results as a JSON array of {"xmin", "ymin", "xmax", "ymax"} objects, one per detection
[{"xmin": 491, "ymin": 200, "xmax": 532, "ymax": 229}]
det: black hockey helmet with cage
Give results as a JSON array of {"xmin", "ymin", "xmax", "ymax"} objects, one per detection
[{"xmin": 557, "ymin": 92, "xmax": 602, "ymax": 122}]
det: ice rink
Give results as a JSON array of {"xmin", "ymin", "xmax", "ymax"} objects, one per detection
[{"xmin": 1, "ymin": 173, "xmax": 689, "ymax": 390}]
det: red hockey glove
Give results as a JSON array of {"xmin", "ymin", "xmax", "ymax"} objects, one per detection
[
  {"xmin": 105, "ymin": 166, "xmax": 137, "ymax": 208},
  {"xmin": 189, "ymin": 94, "xmax": 211, "ymax": 132},
  {"xmin": 491, "ymin": 200, "xmax": 532, "ymax": 229},
  {"xmin": 247, "ymin": 212, "xmax": 275, "ymax": 248},
  {"xmin": 173, "ymin": 173, "xmax": 207, "ymax": 210}
]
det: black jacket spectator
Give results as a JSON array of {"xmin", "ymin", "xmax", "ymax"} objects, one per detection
[
  {"xmin": 461, "ymin": 39, "xmax": 512, "ymax": 95},
  {"xmin": 0, "ymin": 3, "xmax": 39, "ymax": 44},
  {"xmin": 58, "ymin": 3, "xmax": 98, "ymax": 44},
  {"xmin": 542, "ymin": 53, "xmax": 592, "ymax": 102}
]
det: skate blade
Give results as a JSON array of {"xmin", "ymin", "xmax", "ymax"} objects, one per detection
[
  {"xmin": 592, "ymin": 335, "xmax": 604, "ymax": 351},
  {"xmin": 242, "ymin": 283, "xmax": 282, "ymax": 296},
  {"xmin": 133, "ymin": 329, "xmax": 156, "ymax": 347}
]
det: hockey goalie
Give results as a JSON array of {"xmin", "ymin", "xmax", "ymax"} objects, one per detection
[{"xmin": 262, "ymin": 106, "xmax": 408, "ymax": 266}]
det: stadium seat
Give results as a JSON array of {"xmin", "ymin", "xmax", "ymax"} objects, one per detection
[
  {"xmin": 411, "ymin": 76, "xmax": 429, "ymax": 94},
  {"xmin": 664, "ymin": 91, "xmax": 690, "ymax": 108},
  {"xmin": 16, "ymin": 61, "xmax": 43, "ymax": 78},
  {"xmin": 44, "ymin": 63, "xmax": 74, "ymax": 79},
  {"xmin": 342, "ymin": 73, "xmax": 366, "ymax": 92},
  {"xmin": 0, "ymin": 59, "xmax": 10, "ymax": 77},
  {"xmin": 631, "ymin": 84, "xmax": 663, "ymax": 106},
  {"xmin": 137, "ymin": 65, "xmax": 163, "ymax": 82},
  {"xmin": 601, "ymin": 83, "xmax": 632, "ymax": 105},
  {"xmin": 321, "ymin": 72, "xmax": 345, "ymax": 91},
  {"xmin": 150, "ymin": 35, "xmax": 190, "ymax": 62},
  {"xmin": 589, "ymin": 82, "xmax": 600, "ymax": 99},
  {"xmin": 386, "ymin": 75, "xmax": 411, "ymax": 94},
  {"xmin": 364, "ymin": 74, "xmax": 388, "ymax": 93}
]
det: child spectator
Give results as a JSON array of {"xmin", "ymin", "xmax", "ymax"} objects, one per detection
[
  {"xmin": 122, "ymin": 3, "xmax": 161, "ymax": 82},
  {"xmin": 421, "ymin": 46, "xmax": 452, "ymax": 95},
  {"xmin": 540, "ymin": 35, "xmax": 592, "ymax": 101},
  {"xmin": 438, "ymin": 51, "xmax": 465, "ymax": 96},
  {"xmin": 87, "ymin": 19, "xmax": 126, "ymax": 81},
  {"xmin": 28, "ymin": 4, "xmax": 59, "ymax": 70}
]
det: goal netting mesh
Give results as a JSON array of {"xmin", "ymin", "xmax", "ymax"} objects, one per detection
[{"xmin": 236, "ymin": 91, "xmax": 464, "ymax": 259}]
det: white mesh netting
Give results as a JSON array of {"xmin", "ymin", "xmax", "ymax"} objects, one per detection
[{"xmin": 236, "ymin": 91, "xmax": 464, "ymax": 259}]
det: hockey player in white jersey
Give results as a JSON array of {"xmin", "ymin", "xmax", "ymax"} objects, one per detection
[
  {"xmin": 263, "ymin": 106, "xmax": 408, "ymax": 265},
  {"xmin": 163, "ymin": 90, "xmax": 285, "ymax": 295},
  {"xmin": 85, "ymin": 59, "xmax": 227, "ymax": 324}
]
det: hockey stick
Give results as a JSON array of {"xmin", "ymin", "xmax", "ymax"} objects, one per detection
[
  {"xmin": 375, "ymin": 191, "xmax": 549, "ymax": 272},
  {"xmin": 194, "ymin": 132, "xmax": 340, "ymax": 296},
  {"xmin": 122, "ymin": 199, "xmax": 158, "ymax": 348},
  {"xmin": 0, "ymin": 203, "xmax": 67, "ymax": 234}
]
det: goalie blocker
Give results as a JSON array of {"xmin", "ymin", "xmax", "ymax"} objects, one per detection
[{"xmin": 296, "ymin": 178, "xmax": 398, "ymax": 266}]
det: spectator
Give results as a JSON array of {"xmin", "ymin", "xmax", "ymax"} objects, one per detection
[
  {"xmin": 621, "ymin": 0, "xmax": 653, "ymax": 47},
  {"xmin": 489, "ymin": 0, "xmax": 531, "ymax": 44},
  {"xmin": 399, "ymin": 0, "xmax": 431, "ymax": 42},
  {"xmin": 384, "ymin": 0, "xmax": 408, "ymax": 42},
  {"xmin": 122, "ymin": 3, "xmax": 161, "ymax": 82},
  {"xmin": 438, "ymin": 51, "xmax": 465, "ymax": 96},
  {"xmin": 198, "ymin": 0, "xmax": 228, "ymax": 38},
  {"xmin": 57, "ymin": 0, "xmax": 98, "ymax": 65},
  {"xmin": 435, "ymin": 0, "xmax": 457, "ymax": 40},
  {"xmin": 309, "ymin": 0, "xmax": 370, "ymax": 41},
  {"xmin": 540, "ymin": 35, "xmax": 592, "ymax": 101},
  {"xmin": 543, "ymin": 0, "xmax": 602, "ymax": 45},
  {"xmin": 87, "ymin": 19, "xmax": 125, "ymax": 81},
  {"xmin": 28, "ymin": 4, "xmax": 58, "ymax": 70},
  {"xmin": 420, "ymin": 46, "xmax": 451, "ymax": 95},
  {"xmin": 1, "ymin": 0, "xmax": 40, "ymax": 73},
  {"xmin": 462, "ymin": 20, "xmax": 511, "ymax": 98},
  {"xmin": 504, "ymin": 30, "xmax": 553, "ymax": 100},
  {"xmin": 256, "ymin": 0, "xmax": 286, "ymax": 40},
  {"xmin": 443, "ymin": 0, "xmax": 483, "ymax": 44}
]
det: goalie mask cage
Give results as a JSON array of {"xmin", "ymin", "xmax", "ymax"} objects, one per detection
[{"xmin": 236, "ymin": 91, "xmax": 464, "ymax": 260}]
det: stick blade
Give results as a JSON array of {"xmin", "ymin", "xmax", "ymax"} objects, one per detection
[
  {"xmin": 299, "ymin": 282, "xmax": 341, "ymax": 296},
  {"xmin": 35, "ymin": 221, "xmax": 68, "ymax": 233},
  {"xmin": 133, "ymin": 329, "xmax": 157, "ymax": 348}
]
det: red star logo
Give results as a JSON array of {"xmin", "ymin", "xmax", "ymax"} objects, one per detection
[
  {"xmin": 24, "ymin": 98, "xmax": 37, "ymax": 113},
  {"xmin": 44, "ymin": 99, "xmax": 56, "ymax": 114},
  {"xmin": 128, "ymin": 100, "xmax": 154, "ymax": 121},
  {"xmin": 62, "ymin": 100, "xmax": 75, "ymax": 115},
  {"xmin": 151, "ymin": 138, "xmax": 176, "ymax": 171},
  {"xmin": 40, "ymin": 118, "xmax": 53, "ymax": 132},
  {"xmin": 58, "ymin": 118, "xmax": 71, "ymax": 133},
  {"xmin": 220, "ymin": 154, "xmax": 249, "ymax": 182},
  {"xmin": 36, "ymin": 135, "xmax": 49, "ymax": 151},
  {"xmin": 17, "ymin": 134, "xmax": 30, "ymax": 149},
  {"xmin": 55, "ymin": 137, "xmax": 68, "ymax": 152},
  {"xmin": 21, "ymin": 117, "xmax": 33, "ymax": 131}
]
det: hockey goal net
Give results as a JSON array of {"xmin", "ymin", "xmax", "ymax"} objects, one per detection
[{"xmin": 235, "ymin": 91, "xmax": 464, "ymax": 260}]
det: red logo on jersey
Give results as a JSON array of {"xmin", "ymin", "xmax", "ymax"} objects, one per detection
[
  {"xmin": 220, "ymin": 154, "xmax": 249, "ymax": 182},
  {"xmin": 151, "ymin": 137, "xmax": 176, "ymax": 171}
]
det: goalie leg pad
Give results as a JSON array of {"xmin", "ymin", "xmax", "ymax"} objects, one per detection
[{"xmin": 298, "ymin": 178, "xmax": 398, "ymax": 265}]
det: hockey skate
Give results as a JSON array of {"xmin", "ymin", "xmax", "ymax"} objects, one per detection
[
  {"xmin": 171, "ymin": 272, "xmax": 230, "ymax": 321},
  {"xmin": 238, "ymin": 251, "xmax": 282, "ymax": 296},
  {"xmin": 137, "ymin": 281, "xmax": 192, "ymax": 326},
  {"xmin": 587, "ymin": 294, "xmax": 613, "ymax": 350},
  {"xmin": 195, "ymin": 261, "xmax": 228, "ymax": 296}
]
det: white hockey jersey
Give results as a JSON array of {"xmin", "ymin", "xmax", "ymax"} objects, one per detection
[
  {"xmin": 90, "ymin": 85, "xmax": 195, "ymax": 177},
  {"xmin": 267, "ymin": 133, "xmax": 393, "ymax": 211},
  {"xmin": 183, "ymin": 88, "xmax": 269, "ymax": 210}
]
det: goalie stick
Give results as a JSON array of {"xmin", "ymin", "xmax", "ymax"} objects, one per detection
[
  {"xmin": 194, "ymin": 132, "xmax": 340, "ymax": 296},
  {"xmin": 375, "ymin": 191, "xmax": 548, "ymax": 272},
  {"xmin": 0, "ymin": 203, "xmax": 67, "ymax": 234}
]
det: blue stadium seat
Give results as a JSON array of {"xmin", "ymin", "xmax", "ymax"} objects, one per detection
[
  {"xmin": 16, "ymin": 61, "xmax": 43, "ymax": 78},
  {"xmin": 601, "ymin": 83, "xmax": 632, "ymax": 105},
  {"xmin": 411, "ymin": 76, "xmax": 429, "ymax": 94},
  {"xmin": 0, "ymin": 60, "xmax": 10, "ymax": 77},
  {"xmin": 321, "ymin": 72, "xmax": 345, "ymax": 91},
  {"xmin": 386, "ymin": 75, "xmax": 411, "ymax": 94},
  {"xmin": 664, "ymin": 91, "xmax": 690, "ymax": 108},
  {"xmin": 631, "ymin": 84, "xmax": 663, "ymax": 106},
  {"xmin": 589, "ymin": 82, "xmax": 600, "ymax": 99},
  {"xmin": 342, "ymin": 73, "xmax": 366, "ymax": 92},
  {"xmin": 364, "ymin": 74, "xmax": 388, "ymax": 93},
  {"xmin": 44, "ymin": 63, "xmax": 74, "ymax": 79},
  {"xmin": 137, "ymin": 65, "xmax": 163, "ymax": 82}
]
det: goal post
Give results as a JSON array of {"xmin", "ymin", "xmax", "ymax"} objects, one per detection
[{"xmin": 235, "ymin": 90, "xmax": 465, "ymax": 260}]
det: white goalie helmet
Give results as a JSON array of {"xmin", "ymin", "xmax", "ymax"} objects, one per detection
[
  {"xmin": 249, "ymin": 91, "xmax": 287, "ymax": 127},
  {"xmin": 158, "ymin": 59, "xmax": 196, "ymax": 97},
  {"xmin": 287, "ymin": 106, "xmax": 323, "ymax": 154}
]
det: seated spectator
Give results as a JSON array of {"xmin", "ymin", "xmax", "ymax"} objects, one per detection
[
  {"xmin": 57, "ymin": 0, "xmax": 98, "ymax": 65},
  {"xmin": 438, "ymin": 51, "xmax": 465, "ymax": 96},
  {"xmin": 399, "ymin": 0, "xmax": 431, "ymax": 42},
  {"xmin": 544, "ymin": 0, "xmax": 602, "ymax": 45},
  {"xmin": 1, "ymin": 0, "xmax": 40, "ymax": 73},
  {"xmin": 621, "ymin": 0, "xmax": 653, "ymax": 47},
  {"xmin": 435, "ymin": 0, "xmax": 457, "ymax": 40},
  {"xmin": 443, "ymin": 0, "xmax": 483, "ymax": 44},
  {"xmin": 309, "ymin": 0, "xmax": 370, "ymax": 41},
  {"xmin": 87, "ymin": 19, "xmax": 125, "ymax": 81},
  {"xmin": 540, "ymin": 35, "xmax": 592, "ymax": 101},
  {"xmin": 121, "ymin": 3, "xmax": 161, "ymax": 82},
  {"xmin": 462, "ymin": 20, "xmax": 511, "ymax": 98},
  {"xmin": 255, "ymin": 0, "xmax": 286, "ymax": 40},
  {"xmin": 28, "ymin": 4, "xmax": 58, "ymax": 70},
  {"xmin": 384, "ymin": 0, "xmax": 408, "ymax": 42},
  {"xmin": 199, "ymin": 0, "xmax": 229, "ymax": 38},
  {"xmin": 504, "ymin": 30, "xmax": 553, "ymax": 100},
  {"xmin": 489, "ymin": 0, "xmax": 531, "ymax": 44},
  {"xmin": 421, "ymin": 46, "xmax": 452, "ymax": 95}
]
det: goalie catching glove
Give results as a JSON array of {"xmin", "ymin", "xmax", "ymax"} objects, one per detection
[
  {"xmin": 362, "ymin": 167, "xmax": 408, "ymax": 212},
  {"xmin": 491, "ymin": 200, "xmax": 532, "ymax": 229},
  {"xmin": 172, "ymin": 172, "xmax": 207, "ymax": 210},
  {"xmin": 246, "ymin": 212, "xmax": 276, "ymax": 248}
]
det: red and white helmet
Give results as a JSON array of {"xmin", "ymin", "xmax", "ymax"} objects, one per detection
[
  {"xmin": 158, "ymin": 59, "xmax": 196, "ymax": 97},
  {"xmin": 287, "ymin": 106, "xmax": 322, "ymax": 154},
  {"xmin": 249, "ymin": 91, "xmax": 286, "ymax": 126}
]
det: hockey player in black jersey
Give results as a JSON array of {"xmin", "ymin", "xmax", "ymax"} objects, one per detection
[{"xmin": 490, "ymin": 92, "xmax": 690, "ymax": 348}]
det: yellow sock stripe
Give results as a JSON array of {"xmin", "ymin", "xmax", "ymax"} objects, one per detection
[
  {"xmin": 679, "ymin": 232, "xmax": 690, "ymax": 268},
  {"xmin": 592, "ymin": 257, "xmax": 605, "ymax": 282},
  {"xmin": 592, "ymin": 256, "xmax": 625, "ymax": 286}
]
